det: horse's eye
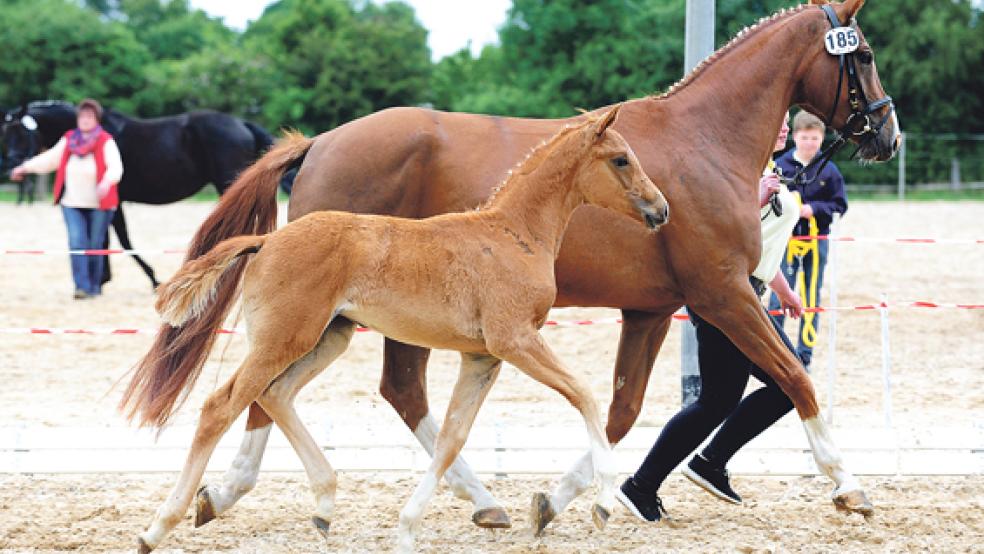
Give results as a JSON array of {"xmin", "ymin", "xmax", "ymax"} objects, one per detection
[
  {"xmin": 612, "ymin": 156, "xmax": 629, "ymax": 168},
  {"xmin": 857, "ymin": 50, "xmax": 873, "ymax": 65}
]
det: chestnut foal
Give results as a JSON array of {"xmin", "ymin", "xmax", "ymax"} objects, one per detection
[{"xmin": 121, "ymin": 107, "xmax": 669, "ymax": 552}]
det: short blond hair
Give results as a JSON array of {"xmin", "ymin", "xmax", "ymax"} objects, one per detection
[{"xmin": 793, "ymin": 111, "xmax": 825, "ymax": 134}]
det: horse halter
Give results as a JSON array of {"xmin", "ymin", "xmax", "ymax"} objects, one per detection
[{"xmin": 784, "ymin": 4, "xmax": 895, "ymax": 187}]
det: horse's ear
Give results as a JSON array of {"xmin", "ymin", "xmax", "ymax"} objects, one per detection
[
  {"xmin": 839, "ymin": 0, "xmax": 866, "ymax": 20},
  {"xmin": 593, "ymin": 106, "xmax": 621, "ymax": 139}
]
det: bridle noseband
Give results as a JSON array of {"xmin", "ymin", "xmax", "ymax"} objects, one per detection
[{"xmin": 784, "ymin": 4, "xmax": 895, "ymax": 187}]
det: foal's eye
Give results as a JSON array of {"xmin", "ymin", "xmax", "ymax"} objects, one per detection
[
  {"xmin": 857, "ymin": 50, "xmax": 873, "ymax": 65},
  {"xmin": 612, "ymin": 156, "xmax": 629, "ymax": 168}
]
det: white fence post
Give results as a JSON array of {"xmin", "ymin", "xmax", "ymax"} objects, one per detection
[
  {"xmin": 824, "ymin": 214, "xmax": 840, "ymax": 423},
  {"xmin": 879, "ymin": 293, "xmax": 893, "ymax": 428}
]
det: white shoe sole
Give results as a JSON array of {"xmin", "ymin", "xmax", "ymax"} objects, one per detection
[
  {"xmin": 615, "ymin": 488, "xmax": 656, "ymax": 523},
  {"xmin": 682, "ymin": 466, "xmax": 742, "ymax": 505}
]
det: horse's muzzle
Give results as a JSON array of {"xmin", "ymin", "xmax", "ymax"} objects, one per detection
[{"xmin": 642, "ymin": 202, "xmax": 669, "ymax": 230}]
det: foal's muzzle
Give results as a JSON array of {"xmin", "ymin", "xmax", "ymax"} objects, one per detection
[{"xmin": 638, "ymin": 199, "xmax": 670, "ymax": 230}]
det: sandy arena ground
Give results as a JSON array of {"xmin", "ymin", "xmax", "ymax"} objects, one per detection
[{"xmin": 0, "ymin": 200, "xmax": 982, "ymax": 551}]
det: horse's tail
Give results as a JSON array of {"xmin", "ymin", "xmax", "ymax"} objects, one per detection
[
  {"xmin": 244, "ymin": 120, "xmax": 274, "ymax": 157},
  {"xmin": 119, "ymin": 132, "xmax": 311, "ymax": 429},
  {"xmin": 119, "ymin": 234, "xmax": 267, "ymax": 429}
]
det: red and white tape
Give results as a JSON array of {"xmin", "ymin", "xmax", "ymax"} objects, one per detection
[
  {"xmin": 3, "ymin": 237, "xmax": 982, "ymax": 256},
  {"xmin": 3, "ymin": 301, "xmax": 980, "ymax": 335}
]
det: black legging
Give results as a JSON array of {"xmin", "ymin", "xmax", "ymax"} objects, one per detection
[{"xmin": 632, "ymin": 292, "xmax": 797, "ymax": 494}]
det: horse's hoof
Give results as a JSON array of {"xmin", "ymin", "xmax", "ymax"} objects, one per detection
[
  {"xmin": 194, "ymin": 485, "xmax": 217, "ymax": 528},
  {"xmin": 137, "ymin": 537, "xmax": 153, "ymax": 554},
  {"xmin": 591, "ymin": 503, "xmax": 610, "ymax": 530},
  {"xmin": 312, "ymin": 515, "xmax": 331, "ymax": 539},
  {"xmin": 530, "ymin": 492, "xmax": 556, "ymax": 537},
  {"xmin": 833, "ymin": 489, "xmax": 875, "ymax": 518},
  {"xmin": 472, "ymin": 506, "xmax": 511, "ymax": 529}
]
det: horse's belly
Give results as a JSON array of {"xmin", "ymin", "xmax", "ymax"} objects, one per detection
[{"xmin": 340, "ymin": 304, "xmax": 487, "ymax": 353}]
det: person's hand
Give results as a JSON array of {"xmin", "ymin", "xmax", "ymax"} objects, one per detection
[
  {"xmin": 758, "ymin": 173, "xmax": 780, "ymax": 207},
  {"xmin": 10, "ymin": 165, "xmax": 27, "ymax": 181},
  {"xmin": 778, "ymin": 288, "xmax": 804, "ymax": 319},
  {"xmin": 800, "ymin": 203, "xmax": 814, "ymax": 219},
  {"xmin": 96, "ymin": 181, "xmax": 111, "ymax": 199}
]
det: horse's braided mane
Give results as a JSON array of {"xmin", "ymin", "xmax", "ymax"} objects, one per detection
[
  {"xmin": 652, "ymin": 3, "xmax": 813, "ymax": 100},
  {"xmin": 478, "ymin": 119, "xmax": 593, "ymax": 210},
  {"xmin": 27, "ymin": 100, "xmax": 74, "ymax": 110}
]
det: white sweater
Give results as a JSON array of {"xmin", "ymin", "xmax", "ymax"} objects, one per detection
[
  {"xmin": 23, "ymin": 136, "xmax": 123, "ymax": 209},
  {"xmin": 753, "ymin": 161, "xmax": 798, "ymax": 282}
]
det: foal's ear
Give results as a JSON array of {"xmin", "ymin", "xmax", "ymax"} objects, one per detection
[{"xmin": 593, "ymin": 105, "xmax": 621, "ymax": 139}]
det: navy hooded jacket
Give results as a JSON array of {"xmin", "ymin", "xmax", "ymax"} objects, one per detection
[{"xmin": 775, "ymin": 149, "xmax": 848, "ymax": 236}]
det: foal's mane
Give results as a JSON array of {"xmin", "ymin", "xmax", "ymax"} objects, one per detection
[
  {"xmin": 479, "ymin": 119, "xmax": 593, "ymax": 210},
  {"xmin": 652, "ymin": 3, "xmax": 813, "ymax": 100}
]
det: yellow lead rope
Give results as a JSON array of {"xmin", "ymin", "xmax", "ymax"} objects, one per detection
[{"xmin": 786, "ymin": 192, "xmax": 820, "ymax": 347}]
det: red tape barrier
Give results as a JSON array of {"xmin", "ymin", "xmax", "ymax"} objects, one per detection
[{"xmin": 3, "ymin": 301, "xmax": 980, "ymax": 335}]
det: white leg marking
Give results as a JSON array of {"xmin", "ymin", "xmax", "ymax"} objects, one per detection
[
  {"xmin": 413, "ymin": 412, "xmax": 500, "ymax": 510},
  {"xmin": 802, "ymin": 416, "xmax": 862, "ymax": 495},
  {"xmin": 204, "ymin": 425, "xmax": 272, "ymax": 516},
  {"xmin": 549, "ymin": 451, "xmax": 594, "ymax": 515}
]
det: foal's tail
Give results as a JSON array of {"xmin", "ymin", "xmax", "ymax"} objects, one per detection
[
  {"xmin": 119, "ymin": 132, "xmax": 311, "ymax": 429},
  {"xmin": 119, "ymin": 235, "xmax": 266, "ymax": 429}
]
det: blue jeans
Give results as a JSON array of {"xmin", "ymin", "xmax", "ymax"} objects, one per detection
[
  {"xmin": 768, "ymin": 239, "xmax": 829, "ymax": 365},
  {"xmin": 62, "ymin": 206, "xmax": 115, "ymax": 295}
]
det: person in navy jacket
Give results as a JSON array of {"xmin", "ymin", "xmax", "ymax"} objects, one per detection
[{"xmin": 769, "ymin": 111, "xmax": 848, "ymax": 367}]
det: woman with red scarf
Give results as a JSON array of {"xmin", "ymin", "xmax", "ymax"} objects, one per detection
[{"xmin": 12, "ymin": 99, "xmax": 123, "ymax": 299}]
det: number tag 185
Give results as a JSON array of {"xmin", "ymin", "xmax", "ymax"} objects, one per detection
[{"xmin": 824, "ymin": 27, "xmax": 860, "ymax": 55}]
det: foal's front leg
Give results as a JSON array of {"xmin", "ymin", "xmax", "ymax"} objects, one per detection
[
  {"xmin": 532, "ymin": 311, "xmax": 673, "ymax": 534},
  {"xmin": 397, "ymin": 354, "xmax": 502, "ymax": 553},
  {"xmin": 379, "ymin": 339, "xmax": 510, "ymax": 528}
]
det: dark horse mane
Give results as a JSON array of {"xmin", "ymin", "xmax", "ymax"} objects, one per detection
[{"xmin": 1, "ymin": 101, "xmax": 278, "ymax": 288}]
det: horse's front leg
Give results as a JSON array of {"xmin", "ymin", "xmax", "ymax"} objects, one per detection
[
  {"xmin": 532, "ymin": 310, "xmax": 672, "ymax": 535},
  {"xmin": 380, "ymin": 339, "xmax": 510, "ymax": 528},
  {"xmin": 696, "ymin": 281, "xmax": 873, "ymax": 517}
]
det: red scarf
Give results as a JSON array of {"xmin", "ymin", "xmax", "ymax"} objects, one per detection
[{"xmin": 67, "ymin": 125, "xmax": 105, "ymax": 156}]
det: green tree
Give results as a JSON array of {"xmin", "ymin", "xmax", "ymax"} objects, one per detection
[
  {"xmin": 0, "ymin": 0, "xmax": 150, "ymax": 113},
  {"xmin": 117, "ymin": 0, "xmax": 235, "ymax": 61}
]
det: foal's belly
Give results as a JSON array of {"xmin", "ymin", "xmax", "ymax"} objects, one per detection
[{"xmin": 340, "ymin": 303, "xmax": 489, "ymax": 354}]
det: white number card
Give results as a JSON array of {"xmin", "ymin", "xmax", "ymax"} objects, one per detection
[{"xmin": 824, "ymin": 27, "xmax": 860, "ymax": 55}]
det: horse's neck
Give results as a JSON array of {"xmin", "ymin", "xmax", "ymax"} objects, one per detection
[
  {"xmin": 666, "ymin": 11, "xmax": 814, "ymax": 183},
  {"xmin": 35, "ymin": 107, "xmax": 76, "ymax": 147},
  {"xmin": 486, "ymin": 145, "xmax": 585, "ymax": 255}
]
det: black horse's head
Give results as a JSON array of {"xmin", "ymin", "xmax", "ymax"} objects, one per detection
[{"xmin": 1, "ymin": 106, "xmax": 40, "ymax": 176}]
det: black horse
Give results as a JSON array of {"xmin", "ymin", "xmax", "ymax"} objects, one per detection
[{"xmin": 1, "ymin": 100, "xmax": 280, "ymax": 288}]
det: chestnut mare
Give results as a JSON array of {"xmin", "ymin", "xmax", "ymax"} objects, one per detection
[
  {"xmin": 122, "ymin": 109, "xmax": 669, "ymax": 552},
  {"xmin": 144, "ymin": 0, "xmax": 899, "ymax": 536}
]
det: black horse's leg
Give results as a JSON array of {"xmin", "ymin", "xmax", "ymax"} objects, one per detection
[{"xmin": 109, "ymin": 204, "xmax": 160, "ymax": 290}]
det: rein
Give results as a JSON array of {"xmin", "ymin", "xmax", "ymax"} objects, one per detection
[{"xmin": 782, "ymin": 4, "xmax": 895, "ymax": 188}]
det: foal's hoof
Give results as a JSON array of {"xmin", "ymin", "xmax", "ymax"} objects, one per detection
[
  {"xmin": 530, "ymin": 492, "xmax": 556, "ymax": 537},
  {"xmin": 833, "ymin": 489, "xmax": 875, "ymax": 518},
  {"xmin": 591, "ymin": 503, "xmax": 611, "ymax": 530},
  {"xmin": 137, "ymin": 537, "xmax": 154, "ymax": 554},
  {"xmin": 194, "ymin": 485, "xmax": 217, "ymax": 528},
  {"xmin": 312, "ymin": 516, "xmax": 332, "ymax": 539},
  {"xmin": 472, "ymin": 507, "xmax": 511, "ymax": 529}
]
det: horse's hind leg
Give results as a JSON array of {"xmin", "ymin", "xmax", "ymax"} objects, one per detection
[
  {"xmin": 254, "ymin": 317, "xmax": 356, "ymax": 536},
  {"xmin": 195, "ymin": 317, "xmax": 356, "ymax": 528},
  {"xmin": 137, "ymin": 350, "xmax": 295, "ymax": 553},
  {"xmin": 397, "ymin": 354, "xmax": 502, "ymax": 553},
  {"xmin": 380, "ymin": 339, "xmax": 510, "ymax": 528},
  {"xmin": 533, "ymin": 311, "xmax": 672, "ymax": 534}
]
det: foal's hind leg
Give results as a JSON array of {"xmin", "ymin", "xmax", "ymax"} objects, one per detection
[
  {"xmin": 137, "ymin": 350, "xmax": 296, "ymax": 553},
  {"xmin": 397, "ymin": 354, "xmax": 502, "ymax": 554},
  {"xmin": 380, "ymin": 339, "xmax": 510, "ymax": 528},
  {"xmin": 488, "ymin": 331, "xmax": 617, "ymax": 534},
  {"xmin": 533, "ymin": 311, "xmax": 673, "ymax": 534},
  {"xmin": 195, "ymin": 318, "xmax": 355, "ymax": 527}
]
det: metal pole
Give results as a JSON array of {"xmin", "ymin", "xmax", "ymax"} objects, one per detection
[
  {"xmin": 879, "ymin": 293, "xmax": 893, "ymax": 428},
  {"xmin": 824, "ymin": 214, "xmax": 840, "ymax": 423},
  {"xmin": 897, "ymin": 133, "xmax": 906, "ymax": 200},
  {"xmin": 680, "ymin": 0, "xmax": 715, "ymax": 407}
]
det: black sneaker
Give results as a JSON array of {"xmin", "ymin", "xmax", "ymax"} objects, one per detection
[
  {"xmin": 616, "ymin": 477, "xmax": 668, "ymax": 522},
  {"xmin": 682, "ymin": 454, "xmax": 742, "ymax": 504}
]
